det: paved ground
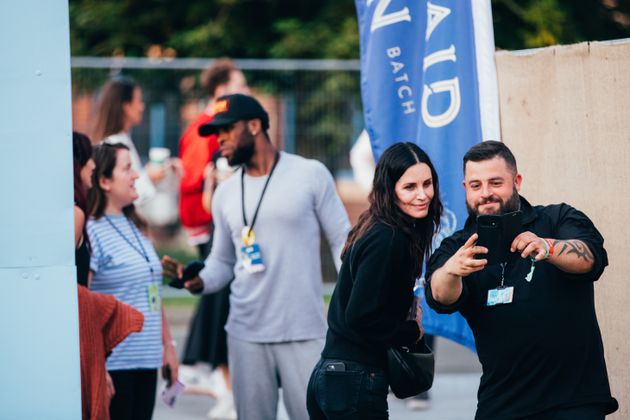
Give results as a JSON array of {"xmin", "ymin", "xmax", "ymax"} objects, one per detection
[
  {"xmin": 155, "ymin": 295, "xmax": 482, "ymax": 419},
  {"xmin": 154, "ymin": 372, "xmax": 480, "ymax": 420}
]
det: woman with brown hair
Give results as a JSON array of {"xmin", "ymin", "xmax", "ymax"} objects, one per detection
[
  {"xmin": 92, "ymin": 76, "xmax": 165, "ymax": 205},
  {"xmin": 87, "ymin": 142, "xmax": 178, "ymax": 419}
]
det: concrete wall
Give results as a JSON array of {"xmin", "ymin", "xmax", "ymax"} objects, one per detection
[{"xmin": 496, "ymin": 40, "xmax": 630, "ymax": 418}]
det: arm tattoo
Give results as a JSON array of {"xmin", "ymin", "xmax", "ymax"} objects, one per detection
[{"xmin": 552, "ymin": 240, "xmax": 595, "ymax": 262}]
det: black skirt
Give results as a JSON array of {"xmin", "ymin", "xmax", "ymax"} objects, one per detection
[{"xmin": 182, "ymin": 284, "xmax": 231, "ymax": 366}]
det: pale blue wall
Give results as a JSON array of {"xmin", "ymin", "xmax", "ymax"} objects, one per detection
[{"xmin": 0, "ymin": 1, "xmax": 81, "ymax": 418}]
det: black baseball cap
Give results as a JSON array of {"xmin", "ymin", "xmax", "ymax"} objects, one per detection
[{"xmin": 199, "ymin": 94, "xmax": 269, "ymax": 136}]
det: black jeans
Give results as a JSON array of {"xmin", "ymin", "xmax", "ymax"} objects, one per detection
[
  {"xmin": 109, "ymin": 369, "xmax": 158, "ymax": 420},
  {"xmin": 307, "ymin": 358, "xmax": 389, "ymax": 420}
]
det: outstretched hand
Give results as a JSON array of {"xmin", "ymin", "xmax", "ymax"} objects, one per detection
[{"xmin": 444, "ymin": 233, "xmax": 488, "ymax": 277}]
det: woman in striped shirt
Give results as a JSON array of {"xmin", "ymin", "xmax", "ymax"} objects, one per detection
[{"xmin": 87, "ymin": 142, "xmax": 178, "ymax": 420}]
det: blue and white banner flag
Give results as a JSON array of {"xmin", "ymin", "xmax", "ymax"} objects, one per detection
[{"xmin": 355, "ymin": 0, "xmax": 500, "ymax": 352}]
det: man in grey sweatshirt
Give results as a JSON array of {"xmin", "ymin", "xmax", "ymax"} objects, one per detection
[{"xmin": 163, "ymin": 94, "xmax": 350, "ymax": 420}]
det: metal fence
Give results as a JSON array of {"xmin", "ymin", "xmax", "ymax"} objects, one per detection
[
  {"xmin": 71, "ymin": 58, "xmax": 364, "ymax": 282},
  {"xmin": 71, "ymin": 57, "xmax": 363, "ymax": 178}
]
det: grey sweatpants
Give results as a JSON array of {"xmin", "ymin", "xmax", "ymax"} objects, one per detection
[{"xmin": 228, "ymin": 334, "xmax": 324, "ymax": 420}]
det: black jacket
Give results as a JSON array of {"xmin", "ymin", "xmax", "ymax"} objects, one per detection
[
  {"xmin": 322, "ymin": 222, "xmax": 421, "ymax": 367},
  {"xmin": 425, "ymin": 197, "xmax": 617, "ymax": 419}
]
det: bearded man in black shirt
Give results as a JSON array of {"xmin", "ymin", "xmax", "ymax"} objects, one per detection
[{"xmin": 425, "ymin": 141, "xmax": 618, "ymax": 419}]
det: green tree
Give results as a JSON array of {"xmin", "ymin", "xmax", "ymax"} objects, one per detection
[
  {"xmin": 69, "ymin": 0, "xmax": 359, "ymax": 58},
  {"xmin": 492, "ymin": 0, "xmax": 630, "ymax": 50},
  {"xmin": 70, "ymin": 0, "xmax": 630, "ymax": 58}
]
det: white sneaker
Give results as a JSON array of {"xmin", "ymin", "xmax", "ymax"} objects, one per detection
[
  {"xmin": 179, "ymin": 365, "xmax": 201, "ymax": 385},
  {"xmin": 207, "ymin": 392, "xmax": 237, "ymax": 420},
  {"xmin": 207, "ymin": 368, "xmax": 229, "ymax": 398},
  {"xmin": 179, "ymin": 365, "xmax": 218, "ymax": 397},
  {"xmin": 406, "ymin": 398, "xmax": 430, "ymax": 411}
]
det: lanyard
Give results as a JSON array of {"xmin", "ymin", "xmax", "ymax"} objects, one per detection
[
  {"xmin": 241, "ymin": 152, "xmax": 280, "ymax": 236},
  {"xmin": 104, "ymin": 215, "xmax": 154, "ymax": 275}
]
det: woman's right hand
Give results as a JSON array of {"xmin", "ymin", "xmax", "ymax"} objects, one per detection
[
  {"xmin": 203, "ymin": 162, "xmax": 217, "ymax": 192},
  {"xmin": 415, "ymin": 303, "xmax": 424, "ymax": 340},
  {"xmin": 105, "ymin": 371, "xmax": 115, "ymax": 402}
]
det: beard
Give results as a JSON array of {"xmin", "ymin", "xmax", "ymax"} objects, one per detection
[
  {"xmin": 228, "ymin": 131, "xmax": 256, "ymax": 166},
  {"xmin": 467, "ymin": 186, "xmax": 521, "ymax": 217}
]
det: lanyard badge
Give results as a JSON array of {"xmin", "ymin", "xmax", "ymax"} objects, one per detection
[
  {"xmin": 487, "ymin": 286, "xmax": 514, "ymax": 306},
  {"xmin": 241, "ymin": 243, "xmax": 265, "ymax": 273},
  {"xmin": 148, "ymin": 283, "xmax": 161, "ymax": 311},
  {"xmin": 486, "ymin": 262, "xmax": 514, "ymax": 306},
  {"xmin": 239, "ymin": 153, "xmax": 280, "ymax": 275},
  {"xmin": 104, "ymin": 216, "xmax": 160, "ymax": 308},
  {"xmin": 240, "ymin": 226, "xmax": 265, "ymax": 273}
]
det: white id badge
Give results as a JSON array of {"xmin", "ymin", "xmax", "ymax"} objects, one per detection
[
  {"xmin": 487, "ymin": 286, "xmax": 514, "ymax": 306},
  {"xmin": 241, "ymin": 243, "xmax": 265, "ymax": 273}
]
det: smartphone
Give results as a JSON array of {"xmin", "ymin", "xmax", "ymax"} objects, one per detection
[
  {"xmin": 161, "ymin": 380, "xmax": 185, "ymax": 408},
  {"xmin": 476, "ymin": 210, "xmax": 523, "ymax": 265},
  {"xmin": 325, "ymin": 362, "xmax": 346, "ymax": 372}
]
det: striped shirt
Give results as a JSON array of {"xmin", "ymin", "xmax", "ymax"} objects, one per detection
[{"xmin": 87, "ymin": 214, "xmax": 163, "ymax": 370}]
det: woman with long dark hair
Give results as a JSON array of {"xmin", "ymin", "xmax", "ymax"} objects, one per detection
[
  {"xmin": 87, "ymin": 142, "xmax": 178, "ymax": 420},
  {"xmin": 306, "ymin": 142, "xmax": 443, "ymax": 419},
  {"xmin": 73, "ymin": 131, "xmax": 95, "ymax": 287}
]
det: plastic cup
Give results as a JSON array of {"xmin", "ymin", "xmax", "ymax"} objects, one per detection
[{"xmin": 149, "ymin": 147, "xmax": 171, "ymax": 165}]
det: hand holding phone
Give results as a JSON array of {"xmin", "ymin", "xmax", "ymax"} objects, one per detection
[
  {"xmin": 168, "ymin": 260, "xmax": 205, "ymax": 289},
  {"xmin": 162, "ymin": 364, "xmax": 173, "ymax": 387},
  {"xmin": 476, "ymin": 211, "xmax": 523, "ymax": 265}
]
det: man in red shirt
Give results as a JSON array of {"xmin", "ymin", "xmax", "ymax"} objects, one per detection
[{"xmin": 179, "ymin": 59, "xmax": 249, "ymax": 250}]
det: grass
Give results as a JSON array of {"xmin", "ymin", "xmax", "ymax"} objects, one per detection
[
  {"xmin": 163, "ymin": 296, "xmax": 199, "ymax": 308},
  {"xmin": 163, "ymin": 294, "xmax": 333, "ymax": 310}
]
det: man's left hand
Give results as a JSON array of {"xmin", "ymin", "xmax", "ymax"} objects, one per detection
[
  {"xmin": 511, "ymin": 231, "xmax": 548, "ymax": 261},
  {"xmin": 184, "ymin": 276, "xmax": 205, "ymax": 294}
]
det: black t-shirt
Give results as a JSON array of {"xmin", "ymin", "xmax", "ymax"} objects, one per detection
[
  {"xmin": 75, "ymin": 238, "xmax": 90, "ymax": 287},
  {"xmin": 425, "ymin": 197, "xmax": 618, "ymax": 419},
  {"xmin": 322, "ymin": 222, "xmax": 421, "ymax": 368}
]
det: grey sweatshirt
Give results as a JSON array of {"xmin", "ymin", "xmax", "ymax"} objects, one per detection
[{"xmin": 199, "ymin": 152, "xmax": 351, "ymax": 343}]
